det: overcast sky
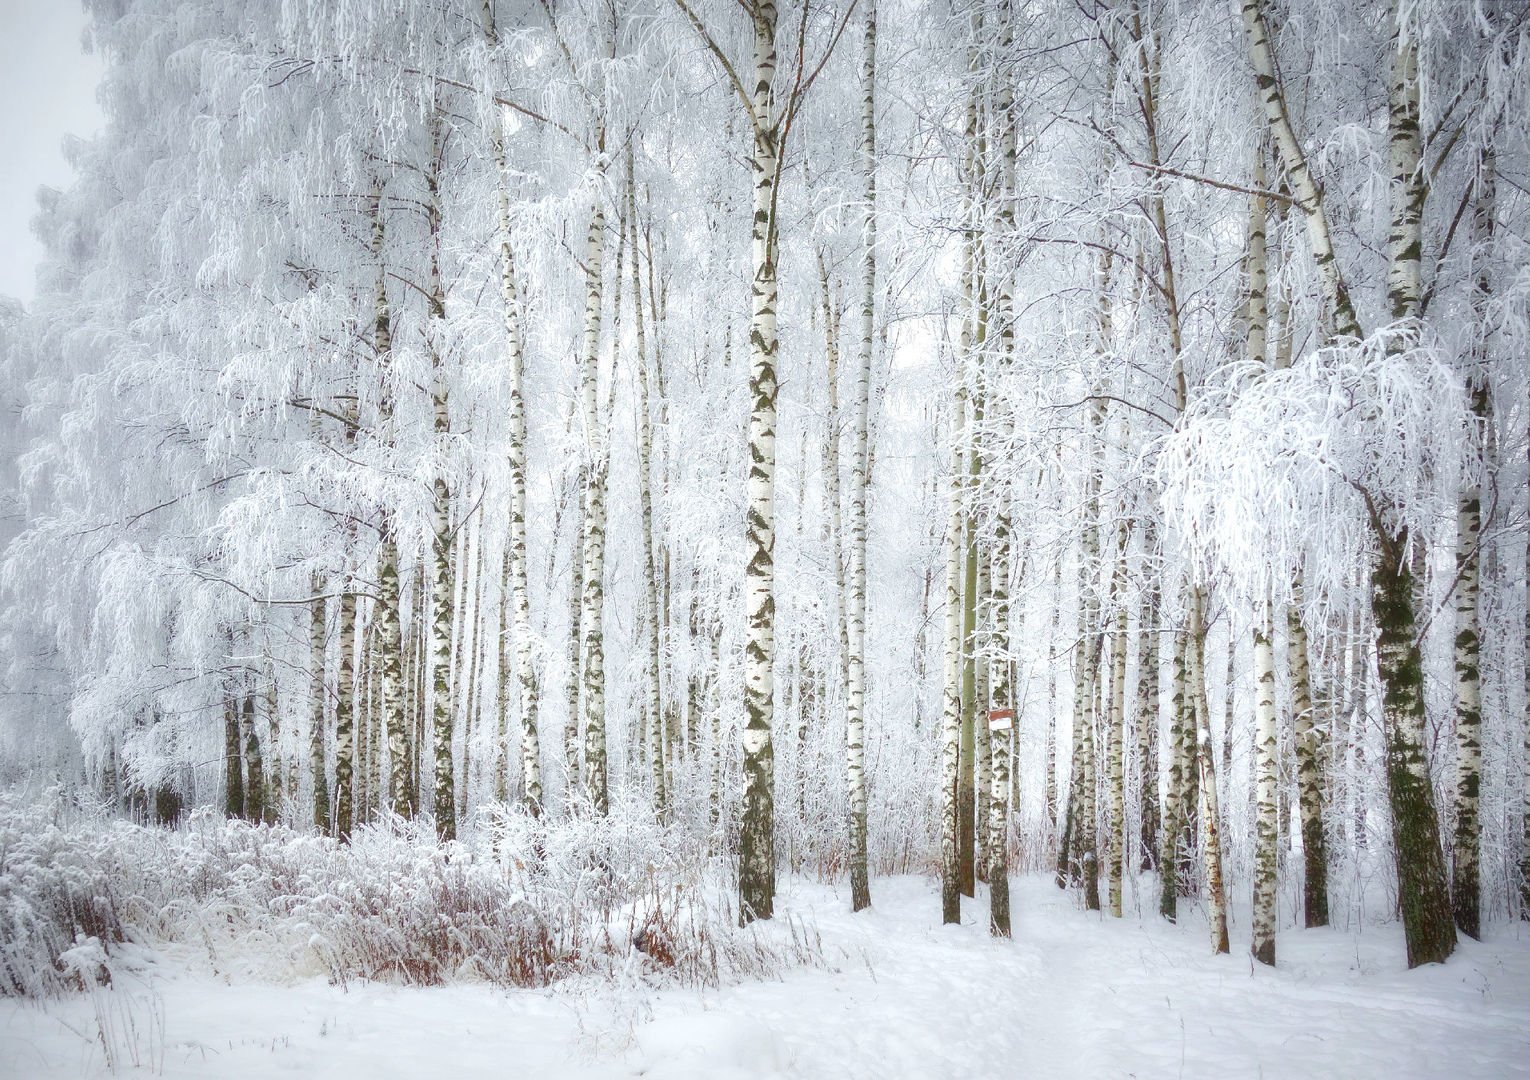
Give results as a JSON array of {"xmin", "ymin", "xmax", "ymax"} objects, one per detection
[{"xmin": 0, "ymin": 0, "xmax": 104, "ymax": 303}]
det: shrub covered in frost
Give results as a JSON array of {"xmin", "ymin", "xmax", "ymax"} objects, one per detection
[{"xmin": 0, "ymin": 789, "xmax": 821, "ymax": 997}]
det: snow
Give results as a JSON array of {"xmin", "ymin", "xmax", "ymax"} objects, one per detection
[{"xmin": 5, "ymin": 874, "xmax": 1528, "ymax": 1079}]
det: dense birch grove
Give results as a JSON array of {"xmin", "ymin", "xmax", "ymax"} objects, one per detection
[{"xmin": 2, "ymin": 0, "xmax": 1529, "ymax": 971}]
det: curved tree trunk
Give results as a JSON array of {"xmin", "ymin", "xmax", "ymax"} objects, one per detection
[{"xmin": 1240, "ymin": 0, "xmax": 1362, "ymax": 341}]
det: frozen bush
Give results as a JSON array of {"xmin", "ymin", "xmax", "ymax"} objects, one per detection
[{"xmin": 0, "ymin": 790, "xmax": 823, "ymax": 997}]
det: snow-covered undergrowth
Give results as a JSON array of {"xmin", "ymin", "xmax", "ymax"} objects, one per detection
[
  {"xmin": 0, "ymin": 791, "xmax": 821, "ymax": 999},
  {"xmin": 4, "ymin": 874, "xmax": 1528, "ymax": 1079}
]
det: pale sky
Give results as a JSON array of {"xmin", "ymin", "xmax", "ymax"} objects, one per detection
[{"xmin": 0, "ymin": 0, "xmax": 105, "ymax": 303}]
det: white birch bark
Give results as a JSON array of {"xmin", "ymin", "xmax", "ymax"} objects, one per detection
[
  {"xmin": 1189, "ymin": 588, "xmax": 1229, "ymax": 954},
  {"xmin": 243, "ymin": 694, "xmax": 267, "ymax": 825},
  {"xmin": 363, "ymin": 186, "xmax": 409, "ymax": 821},
  {"xmin": 565, "ymin": 470, "xmax": 585, "ymax": 794},
  {"xmin": 1106, "ymin": 526, "xmax": 1129, "ymax": 919},
  {"xmin": 1137, "ymin": 561, "xmax": 1161, "ymax": 872},
  {"xmin": 818, "ymin": 252, "xmax": 851, "ymax": 695},
  {"xmin": 1252, "ymin": 614, "xmax": 1279, "ymax": 965},
  {"xmin": 424, "ymin": 113, "xmax": 456, "ymax": 843},
  {"xmin": 1452, "ymin": 149, "xmax": 1494, "ymax": 940},
  {"xmin": 1159, "ymin": 627, "xmax": 1187, "ymax": 920},
  {"xmin": 1374, "ymin": 5, "xmax": 1455, "ymax": 968},
  {"xmin": 738, "ymin": 1, "xmax": 781, "ymax": 922},
  {"xmin": 225, "ymin": 696, "xmax": 243, "ymax": 819},
  {"xmin": 940, "ymin": 388, "xmax": 967, "ymax": 925},
  {"xmin": 335, "ymin": 591, "xmax": 357, "ymax": 840},
  {"xmin": 577, "ymin": 188, "xmax": 610, "ymax": 816},
  {"xmin": 1290, "ymin": 596, "xmax": 1328, "ymax": 927},
  {"xmin": 310, "ymin": 579, "xmax": 329, "ymax": 832},
  {"xmin": 1240, "ymin": 0, "xmax": 1362, "ymax": 341},
  {"xmin": 988, "ymin": 707, "xmax": 1012, "ymax": 937},
  {"xmin": 845, "ymin": 0, "xmax": 876, "ymax": 917},
  {"xmin": 483, "ymin": 0, "xmax": 541, "ymax": 814},
  {"xmin": 974, "ymin": 541, "xmax": 992, "ymax": 885},
  {"xmin": 1521, "ymin": 528, "xmax": 1530, "ymax": 920},
  {"xmin": 627, "ymin": 148, "xmax": 666, "ymax": 818},
  {"xmin": 1045, "ymin": 559, "xmax": 1062, "ymax": 829}
]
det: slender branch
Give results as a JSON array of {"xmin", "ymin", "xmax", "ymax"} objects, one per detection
[
  {"xmin": 1124, "ymin": 155, "xmax": 1300, "ymax": 207},
  {"xmin": 1049, "ymin": 393, "xmax": 1174, "ymax": 428},
  {"xmin": 399, "ymin": 66, "xmax": 584, "ymax": 147},
  {"xmin": 671, "ymin": 0, "xmax": 756, "ymax": 121},
  {"xmin": 783, "ymin": 0, "xmax": 859, "ymax": 141}
]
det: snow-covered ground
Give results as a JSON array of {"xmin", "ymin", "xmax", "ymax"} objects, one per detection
[{"xmin": 4, "ymin": 874, "xmax": 1527, "ymax": 1079}]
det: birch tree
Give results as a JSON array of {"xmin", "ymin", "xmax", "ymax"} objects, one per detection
[{"xmin": 845, "ymin": 0, "xmax": 876, "ymax": 914}]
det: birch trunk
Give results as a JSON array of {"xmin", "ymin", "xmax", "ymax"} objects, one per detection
[
  {"xmin": 425, "ymin": 115, "xmax": 456, "ymax": 843},
  {"xmin": 266, "ymin": 668, "xmax": 285, "ymax": 820},
  {"xmin": 480, "ymin": 0, "xmax": 539, "ymax": 820},
  {"xmin": 1138, "ymin": 571, "xmax": 1161, "ymax": 872},
  {"xmin": 819, "ymin": 253, "xmax": 850, "ymax": 694},
  {"xmin": 577, "ymin": 185, "xmax": 610, "ymax": 816},
  {"xmin": 243, "ymin": 695, "xmax": 266, "ymax": 826},
  {"xmin": 1189, "ymin": 589, "xmax": 1229, "ymax": 953},
  {"xmin": 952, "ymin": 40, "xmax": 984, "ymax": 903},
  {"xmin": 366, "ymin": 189, "xmax": 409, "ymax": 821},
  {"xmin": 458, "ymin": 522, "xmax": 486, "ymax": 820},
  {"xmin": 1374, "ymin": 7, "xmax": 1455, "ymax": 968},
  {"xmin": 335, "ymin": 591, "xmax": 357, "ymax": 840},
  {"xmin": 988, "ymin": 707, "xmax": 1012, "ymax": 937},
  {"xmin": 940, "ymin": 389, "xmax": 967, "ymax": 925},
  {"xmin": 987, "ymin": 394, "xmax": 1014, "ymax": 934},
  {"xmin": 1045, "ymin": 559, "xmax": 1062, "ymax": 828},
  {"xmin": 565, "ymin": 471, "xmax": 585, "ymax": 794},
  {"xmin": 627, "ymin": 149, "xmax": 665, "ymax": 819},
  {"xmin": 1252, "ymin": 614, "xmax": 1279, "ymax": 966},
  {"xmin": 845, "ymin": 0, "xmax": 875, "ymax": 913},
  {"xmin": 1452, "ymin": 150, "xmax": 1495, "ymax": 940},
  {"xmin": 1522, "ymin": 528, "xmax": 1530, "ymax": 920},
  {"xmin": 1374, "ymin": 537, "xmax": 1456, "ymax": 966},
  {"xmin": 973, "ymin": 543, "xmax": 992, "ymax": 885},
  {"xmin": 1178, "ymin": 629, "xmax": 1200, "ymax": 897},
  {"xmin": 1073, "ymin": 390, "xmax": 1107, "ymax": 912},
  {"xmin": 1240, "ymin": 0, "xmax": 1363, "ymax": 340},
  {"xmin": 225, "ymin": 696, "xmax": 243, "ymax": 820},
  {"xmin": 1290, "ymin": 597, "xmax": 1329, "ymax": 927},
  {"xmin": 1079, "ymin": 637, "xmax": 1101, "ymax": 913},
  {"xmin": 1159, "ymin": 627, "xmax": 1186, "ymax": 920},
  {"xmin": 355, "ymin": 620, "xmax": 373, "ymax": 826},
  {"xmin": 957, "ymin": 477, "xmax": 978, "ymax": 898},
  {"xmin": 738, "ymin": 0, "xmax": 781, "ymax": 923},
  {"xmin": 310, "ymin": 591, "xmax": 328, "ymax": 830},
  {"xmin": 1106, "ymin": 527, "xmax": 1129, "ymax": 918}
]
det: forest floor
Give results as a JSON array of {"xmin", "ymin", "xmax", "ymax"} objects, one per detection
[{"xmin": 3, "ymin": 873, "xmax": 1528, "ymax": 1079}]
